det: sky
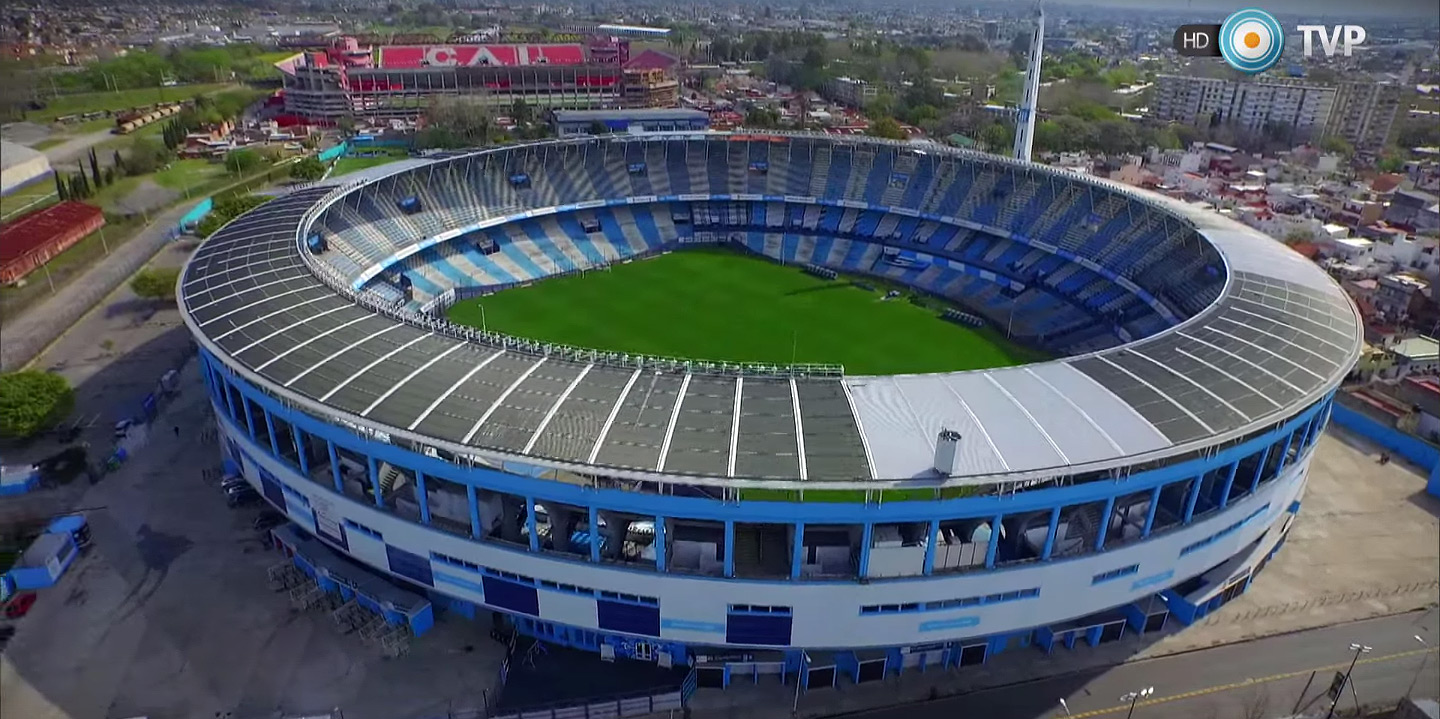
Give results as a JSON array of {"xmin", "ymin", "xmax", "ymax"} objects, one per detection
[{"xmin": 1036, "ymin": 0, "xmax": 1440, "ymax": 19}]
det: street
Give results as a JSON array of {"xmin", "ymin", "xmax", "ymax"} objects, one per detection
[{"xmin": 834, "ymin": 609, "xmax": 1439, "ymax": 719}]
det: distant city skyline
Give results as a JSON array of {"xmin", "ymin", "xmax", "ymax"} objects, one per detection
[{"xmin": 1034, "ymin": 0, "xmax": 1440, "ymax": 20}]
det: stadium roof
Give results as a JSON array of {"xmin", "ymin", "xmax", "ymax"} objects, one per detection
[
  {"xmin": 180, "ymin": 136, "xmax": 1361, "ymax": 489},
  {"xmin": 596, "ymin": 24, "xmax": 672, "ymax": 36}
]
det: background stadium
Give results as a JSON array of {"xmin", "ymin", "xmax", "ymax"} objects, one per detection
[{"xmin": 181, "ymin": 132, "xmax": 1360, "ymax": 698}]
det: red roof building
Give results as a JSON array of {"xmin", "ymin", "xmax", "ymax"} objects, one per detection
[
  {"xmin": 623, "ymin": 49, "xmax": 680, "ymax": 72},
  {"xmin": 0, "ymin": 202, "xmax": 105, "ymax": 284}
]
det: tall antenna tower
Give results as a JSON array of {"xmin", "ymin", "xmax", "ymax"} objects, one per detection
[{"xmin": 1012, "ymin": 4, "xmax": 1046, "ymax": 162}]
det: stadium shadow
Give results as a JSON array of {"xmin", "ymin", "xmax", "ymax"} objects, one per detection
[
  {"xmin": 687, "ymin": 629, "xmax": 1184, "ymax": 719},
  {"xmin": 783, "ymin": 284, "xmax": 860, "ymax": 297},
  {"xmin": 2, "ymin": 324, "xmax": 204, "ymax": 719}
]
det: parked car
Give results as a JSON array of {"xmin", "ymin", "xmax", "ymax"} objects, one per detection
[
  {"xmin": 226, "ymin": 485, "xmax": 259, "ymax": 508},
  {"xmin": 219, "ymin": 475, "xmax": 248, "ymax": 491},
  {"xmin": 253, "ymin": 510, "xmax": 286, "ymax": 532}
]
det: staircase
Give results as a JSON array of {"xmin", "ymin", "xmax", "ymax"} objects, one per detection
[
  {"xmin": 809, "ymin": 146, "xmax": 832, "ymax": 197},
  {"xmin": 732, "ymin": 526, "xmax": 764, "ymax": 578}
]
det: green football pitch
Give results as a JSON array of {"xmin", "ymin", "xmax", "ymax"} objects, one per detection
[{"xmin": 447, "ymin": 248, "xmax": 1047, "ymax": 375}]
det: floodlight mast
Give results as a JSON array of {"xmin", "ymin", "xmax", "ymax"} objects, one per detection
[{"xmin": 1012, "ymin": 3, "xmax": 1046, "ymax": 162}]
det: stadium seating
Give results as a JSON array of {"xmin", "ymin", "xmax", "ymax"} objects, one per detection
[{"xmin": 308, "ymin": 136, "xmax": 1223, "ymax": 353}]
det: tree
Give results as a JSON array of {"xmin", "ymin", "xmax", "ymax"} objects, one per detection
[
  {"xmin": 745, "ymin": 107, "xmax": 781, "ymax": 129},
  {"xmin": 123, "ymin": 138, "xmax": 172, "ymax": 175},
  {"xmin": 289, "ymin": 156, "xmax": 326, "ymax": 182},
  {"xmin": 87, "ymin": 148, "xmax": 101, "ymax": 187},
  {"xmin": 130, "ymin": 267, "xmax": 181, "ymax": 300},
  {"xmin": 510, "ymin": 98, "xmax": 534, "ymax": 125},
  {"xmin": 0, "ymin": 371, "xmax": 75, "ymax": 439},
  {"xmin": 223, "ymin": 148, "xmax": 263, "ymax": 175},
  {"xmin": 336, "ymin": 116, "xmax": 356, "ymax": 137},
  {"xmin": 867, "ymin": 117, "xmax": 907, "ymax": 141},
  {"xmin": 1321, "ymin": 136, "xmax": 1354, "ymax": 157},
  {"xmin": 112, "ymin": 149, "xmax": 126, "ymax": 176},
  {"xmin": 54, "ymin": 171, "xmax": 67, "ymax": 201},
  {"xmin": 587, "ymin": 120, "xmax": 609, "ymax": 135}
]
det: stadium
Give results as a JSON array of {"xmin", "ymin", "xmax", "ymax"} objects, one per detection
[
  {"xmin": 180, "ymin": 132, "xmax": 1361, "ymax": 691},
  {"xmin": 278, "ymin": 35, "xmax": 679, "ymax": 123}
]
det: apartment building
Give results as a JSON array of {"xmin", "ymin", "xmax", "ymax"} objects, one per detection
[
  {"xmin": 1154, "ymin": 74, "xmax": 1404, "ymax": 152},
  {"xmin": 1153, "ymin": 74, "xmax": 1335, "ymax": 142},
  {"xmin": 1326, "ymin": 81, "xmax": 1404, "ymax": 153}
]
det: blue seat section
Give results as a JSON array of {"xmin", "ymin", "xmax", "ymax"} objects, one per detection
[
  {"xmin": 313, "ymin": 136, "xmax": 1236, "ymax": 354},
  {"xmin": 865, "ymin": 150, "xmax": 894, "ymax": 204},
  {"xmin": 826, "ymin": 148, "xmax": 852, "ymax": 199}
]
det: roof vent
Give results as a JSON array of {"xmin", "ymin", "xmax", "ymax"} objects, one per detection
[{"xmin": 934, "ymin": 428, "xmax": 963, "ymax": 477}]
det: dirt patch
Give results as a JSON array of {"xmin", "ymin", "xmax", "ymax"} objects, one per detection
[{"xmin": 113, "ymin": 180, "xmax": 179, "ymax": 217}]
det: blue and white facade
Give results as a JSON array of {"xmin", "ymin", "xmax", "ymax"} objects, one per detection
[{"xmin": 181, "ymin": 133, "xmax": 1360, "ymax": 677}]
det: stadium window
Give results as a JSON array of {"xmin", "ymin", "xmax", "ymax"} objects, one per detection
[
  {"xmin": 343, "ymin": 519, "xmax": 382, "ymax": 541},
  {"xmin": 1091, "ymin": 564, "xmax": 1140, "ymax": 585}
]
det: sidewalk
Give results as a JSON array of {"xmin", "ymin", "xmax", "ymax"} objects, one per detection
[{"xmin": 0, "ymin": 203, "xmax": 189, "ymax": 371}]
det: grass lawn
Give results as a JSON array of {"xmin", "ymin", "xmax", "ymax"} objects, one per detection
[
  {"xmin": 27, "ymin": 83, "xmax": 235, "ymax": 123},
  {"xmin": 152, "ymin": 159, "xmax": 224, "ymax": 190},
  {"xmin": 448, "ymin": 247, "xmax": 1047, "ymax": 375},
  {"xmin": 332, "ymin": 153, "xmax": 406, "ymax": 176},
  {"xmin": 32, "ymin": 137, "xmax": 67, "ymax": 150},
  {"xmin": 1, "ymin": 184, "xmax": 59, "ymax": 222}
]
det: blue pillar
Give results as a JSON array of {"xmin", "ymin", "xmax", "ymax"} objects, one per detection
[
  {"xmin": 1276, "ymin": 431, "xmax": 1296, "ymax": 473},
  {"xmin": 1217, "ymin": 460, "xmax": 1239, "ymax": 509},
  {"xmin": 589, "ymin": 506, "xmax": 601, "ymax": 563},
  {"xmin": 655, "ymin": 516, "xmax": 667, "ymax": 572},
  {"xmin": 327, "ymin": 440, "xmax": 342, "ymax": 493},
  {"xmin": 1250, "ymin": 447, "xmax": 1270, "ymax": 492},
  {"xmin": 415, "ymin": 471, "xmax": 431, "ymax": 525},
  {"xmin": 1095, "ymin": 495, "xmax": 1115, "ymax": 552},
  {"xmin": 466, "ymin": 485, "xmax": 482, "ymax": 539},
  {"xmin": 1040, "ymin": 508, "xmax": 1061, "ymax": 560},
  {"xmin": 1182, "ymin": 476, "xmax": 1203, "ymax": 523},
  {"xmin": 723, "ymin": 521, "xmax": 735, "ymax": 578},
  {"xmin": 923, "ymin": 519, "xmax": 940, "ymax": 575},
  {"xmin": 293, "ymin": 425, "xmax": 309, "ymax": 475},
  {"xmin": 791, "ymin": 523, "xmax": 806, "ymax": 580},
  {"xmin": 858, "ymin": 523, "xmax": 874, "ymax": 578},
  {"xmin": 240, "ymin": 395, "xmax": 257, "ymax": 440},
  {"xmin": 526, "ymin": 498, "xmax": 539, "ymax": 551},
  {"xmin": 1143, "ymin": 486, "xmax": 1161, "ymax": 536},
  {"xmin": 985, "ymin": 514, "xmax": 1002, "ymax": 568},
  {"xmin": 263, "ymin": 409, "xmax": 280, "ymax": 458},
  {"xmin": 221, "ymin": 377, "xmax": 236, "ymax": 420},
  {"xmin": 367, "ymin": 456, "xmax": 383, "ymax": 509}
]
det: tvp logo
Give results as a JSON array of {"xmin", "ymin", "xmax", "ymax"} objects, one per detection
[
  {"xmin": 1174, "ymin": 8, "xmax": 1285, "ymax": 74},
  {"xmin": 1218, "ymin": 9, "xmax": 1286, "ymax": 73},
  {"xmin": 1174, "ymin": 8, "xmax": 1366, "ymax": 74}
]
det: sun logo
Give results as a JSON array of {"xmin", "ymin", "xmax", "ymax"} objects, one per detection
[{"xmin": 1219, "ymin": 8, "xmax": 1286, "ymax": 74}]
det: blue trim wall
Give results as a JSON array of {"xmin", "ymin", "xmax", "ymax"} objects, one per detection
[
  {"xmin": 202, "ymin": 341, "xmax": 1322, "ymax": 653},
  {"xmin": 203, "ymin": 347, "xmax": 1329, "ymax": 525},
  {"xmin": 1330, "ymin": 403, "xmax": 1440, "ymax": 498}
]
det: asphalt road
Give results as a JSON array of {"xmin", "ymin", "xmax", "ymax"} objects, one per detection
[
  {"xmin": 43, "ymin": 127, "xmax": 120, "ymax": 167},
  {"xmin": 839, "ymin": 609, "xmax": 1440, "ymax": 719},
  {"xmin": 0, "ymin": 202, "xmax": 189, "ymax": 371}
]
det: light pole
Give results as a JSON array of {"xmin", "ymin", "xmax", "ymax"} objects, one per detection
[
  {"xmin": 1057, "ymin": 697, "xmax": 1072, "ymax": 716},
  {"xmin": 1326, "ymin": 643, "xmax": 1371, "ymax": 719},
  {"xmin": 791, "ymin": 652, "xmax": 810, "ymax": 716},
  {"xmin": 1407, "ymin": 635, "xmax": 1430, "ymax": 699},
  {"xmin": 1120, "ymin": 687, "xmax": 1154, "ymax": 719},
  {"xmin": 478, "ymin": 304, "xmax": 487, "ymax": 332}
]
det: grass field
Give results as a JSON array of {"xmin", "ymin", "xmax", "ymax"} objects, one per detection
[
  {"xmin": 332, "ymin": 148, "xmax": 409, "ymax": 177},
  {"xmin": 448, "ymin": 247, "xmax": 1046, "ymax": 375},
  {"xmin": 28, "ymin": 83, "xmax": 235, "ymax": 123}
]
